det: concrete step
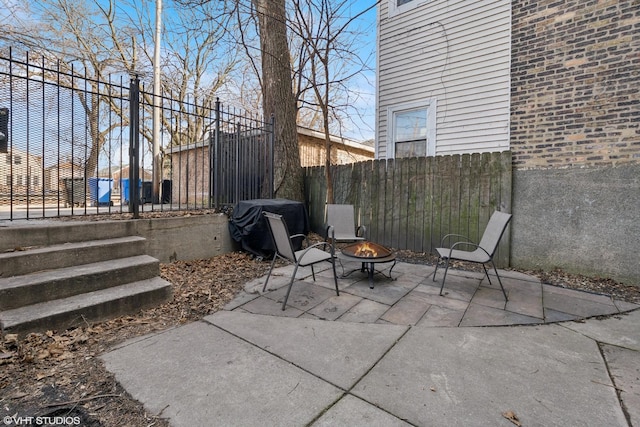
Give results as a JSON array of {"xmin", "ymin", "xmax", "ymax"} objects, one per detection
[
  {"xmin": 0, "ymin": 277, "xmax": 173, "ymax": 336},
  {"xmin": 0, "ymin": 255, "xmax": 160, "ymax": 311},
  {"xmin": 0, "ymin": 220, "xmax": 137, "ymax": 252},
  {"xmin": 0, "ymin": 236, "xmax": 147, "ymax": 277}
]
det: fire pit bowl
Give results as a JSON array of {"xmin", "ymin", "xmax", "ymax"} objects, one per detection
[
  {"xmin": 341, "ymin": 242, "xmax": 393, "ymax": 259},
  {"xmin": 338, "ymin": 241, "xmax": 396, "ymax": 289}
]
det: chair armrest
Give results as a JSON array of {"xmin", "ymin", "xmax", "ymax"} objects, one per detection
[
  {"xmin": 326, "ymin": 225, "xmax": 335, "ymax": 240},
  {"xmin": 357, "ymin": 225, "xmax": 366, "ymax": 238},
  {"xmin": 440, "ymin": 233, "xmax": 475, "ymax": 248},
  {"xmin": 446, "ymin": 241, "xmax": 491, "ymax": 259},
  {"xmin": 290, "ymin": 233, "xmax": 309, "ymax": 248}
]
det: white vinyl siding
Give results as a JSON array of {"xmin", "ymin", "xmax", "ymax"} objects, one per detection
[{"xmin": 376, "ymin": 0, "xmax": 511, "ymax": 159}]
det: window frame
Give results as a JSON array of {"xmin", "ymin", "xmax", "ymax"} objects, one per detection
[
  {"xmin": 388, "ymin": 0, "xmax": 424, "ymax": 17},
  {"xmin": 387, "ymin": 99, "xmax": 437, "ymax": 159}
]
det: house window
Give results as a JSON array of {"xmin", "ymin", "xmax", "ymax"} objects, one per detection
[
  {"xmin": 389, "ymin": 0, "xmax": 422, "ymax": 16},
  {"xmin": 388, "ymin": 99, "xmax": 437, "ymax": 158},
  {"xmin": 5, "ymin": 154, "xmax": 22, "ymax": 164},
  {"xmin": 6, "ymin": 175, "xmax": 11, "ymax": 186}
]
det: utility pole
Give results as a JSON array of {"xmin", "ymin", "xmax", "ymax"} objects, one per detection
[{"xmin": 152, "ymin": 0, "xmax": 162, "ymax": 203}]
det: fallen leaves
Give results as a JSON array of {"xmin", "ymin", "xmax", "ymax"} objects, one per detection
[
  {"xmin": 159, "ymin": 252, "xmax": 272, "ymax": 322},
  {"xmin": 502, "ymin": 410, "xmax": 522, "ymax": 426},
  {"xmin": 529, "ymin": 268, "xmax": 640, "ymax": 304}
]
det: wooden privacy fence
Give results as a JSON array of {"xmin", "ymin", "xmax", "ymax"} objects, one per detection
[{"xmin": 304, "ymin": 151, "xmax": 513, "ymax": 266}]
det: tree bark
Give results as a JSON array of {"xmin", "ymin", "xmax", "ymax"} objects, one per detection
[{"xmin": 254, "ymin": 0, "xmax": 304, "ymax": 201}]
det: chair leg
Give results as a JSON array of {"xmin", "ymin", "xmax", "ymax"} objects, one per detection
[
  {"xmin": 482, "ymin": 264, "xmax": 493, "ymax": 286},
  {"xmin": 490, "ymin": 260, "xmax": 508, "ymax": 301},
  {"xmin": 331, "ymin": 258, "xmax": 340, "ymax": 296},
  {"xmin": 311, "ymin": 265, "xmax": 316, "ymax": 281},
  {"xmin": 439, "ymin": 258, "xmax": 451, "ymax": 296},
  {"xmin": 262, "ymin": 255, "xmax": 278, "ymax": 292},
  {"xmin": 433, "ymin": 257, "xmax": 441, "ymax": 281},
  {"xmin": 281, "ymin": 264, "xmax": 300, "ymax": 311}
]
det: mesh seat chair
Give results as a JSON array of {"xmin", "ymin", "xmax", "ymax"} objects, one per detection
[
  {"xmin": 262, "ymin": 212, "xmax": 339, "ymax": 310},
  {"xmin": 325, "ymin": 204, "xmax": 366, "ymax": 243},
  {"xmin": 433, "ymin": 211, "xmax": 512, "ymax": 301}
]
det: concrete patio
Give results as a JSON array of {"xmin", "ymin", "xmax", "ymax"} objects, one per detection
[{"xmin": 102, "ymin": 259, "xmax": 640, "ymax": 426}]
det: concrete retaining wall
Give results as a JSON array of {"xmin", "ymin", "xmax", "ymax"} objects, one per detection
[
  {"xmin": 511, "ymin": 164, "xmax": 640, "ymax": 285},
  {"xmin": 0, "ymin": 214, "xmax": 235, "ymax": 263},
  {"xmin": 136, "ymin": 214, "xmax": 235, "ymax": 263}
]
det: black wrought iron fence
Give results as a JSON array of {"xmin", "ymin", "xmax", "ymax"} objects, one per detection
[
  {"xmin": 0, "ymin": 48, "xmax": 273, "ymax": 220},
  {"xmin": 158, "ymin": 91, "xmax": 274, "ymax": 210}
]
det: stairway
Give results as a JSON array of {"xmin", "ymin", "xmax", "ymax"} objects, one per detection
[{"xmin": 0, "ymin": 222, "xmax": 172, "ymax": 336}]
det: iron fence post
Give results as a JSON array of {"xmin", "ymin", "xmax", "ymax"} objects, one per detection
[
  {"xmin": 235, "ymin": 121, "xmax": 241, "ymax": 204},
  {"xmin": 129, "ymin": 76, "xmax": 140, "ymax": 219},
  {"xmin": 213, "ymin": 98, "xmax": 221, "ymax": 210}
]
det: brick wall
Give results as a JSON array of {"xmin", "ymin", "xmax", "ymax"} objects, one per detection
[{"xmin": 510, "ymin": 0, "xmax": 640, "ymax": 169}]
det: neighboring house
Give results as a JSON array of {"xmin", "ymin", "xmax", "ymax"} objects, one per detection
[
  {"xmin": 376, "ymin": 0, "xmax": 511, "ymax": 159},
  {"xmin": 45, "ymin": 162, "xmax": 84, "ymax": 193},
  {"xmin": 0, "ymin": 148, "xmax": 44, "ymax": 195},
  {"xmin": 166, "ymin": 140, "xmax": 212, "ymax": 205},
  {"xmin": 167, "ymin": 127, "xmax": 374, "ymax": 204},
  {"xmin": 377, "ymin": 0, "xmax": 640, "ymax": 283},
  {"xmin": 298, "ymin": 127, "xmax": 374, "ymax": 167}
]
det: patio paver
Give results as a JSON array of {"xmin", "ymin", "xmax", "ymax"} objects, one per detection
[
  {"xmin": 543, "ymin": 285, "xmax": 619, "ymax": 318},
  {"xmin": 417, "ymin": 304, "xmax": 466, "ymax": 327},
  {"xmin": 307, "ymin": 294, "xmax": 363, "ymax": 321},
  {"xmin": 459, "ymin": 303, "xmax": 543, "ymax": 327},
  {"xmin": 339, "ymin": 299, "xmax": 390, "ymax": 324}
]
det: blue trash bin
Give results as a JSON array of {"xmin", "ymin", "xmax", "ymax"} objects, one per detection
[
  {"xmin": 120, "ymin": 178, "xmax": 142, "ymax": 204},
  {"xmin": 88, "ymin": 177, "xmax": 113, "ymax": 206}
]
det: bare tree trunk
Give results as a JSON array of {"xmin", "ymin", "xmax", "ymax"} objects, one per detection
[
  {"xmin": 254, "ymin": 0, "xmax": 304, "ymax": 201},
  {"xmin": 323, "ymin": 106, "xmax": 334, "ymax": 204}
]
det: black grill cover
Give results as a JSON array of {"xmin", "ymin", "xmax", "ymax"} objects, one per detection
[{"xmin": 228, "ymin": 199, "xmax": 309, "ymax": 258}]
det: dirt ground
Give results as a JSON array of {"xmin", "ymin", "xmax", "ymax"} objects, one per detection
[{"xmin": 1, "ymin": 217, "xmax": 639, "ymax": 426}]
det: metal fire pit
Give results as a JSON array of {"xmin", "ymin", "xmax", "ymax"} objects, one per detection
[
  {"xmin": 338, "ymin": 241, "xmax": 396, "ymax": 289},
  {"xmin": 341, "ymin": 241, "xmax": 393, "ymax": 259}
]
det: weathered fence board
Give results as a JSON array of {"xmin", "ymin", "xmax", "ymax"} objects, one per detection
[{"xmin": 304, "ymin": 151, "xmax": 513, "ymax": 266}]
